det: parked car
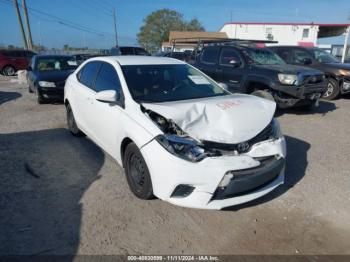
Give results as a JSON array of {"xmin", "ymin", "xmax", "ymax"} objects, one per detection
[
  {"xmin": 64, "ymin": 56, "xmax": 286, "ymax": 209},
  {"xmin": 155, "ymin": 51, "xmax": 192, "ymax": 62},
  {"xmin": 270, "ymin": 46, "xmax": 350, "ymax": 100},
  {"xmin": 110, "ymin": 46, "xmax": 150, "ymax": 56},
  {"xmin": 0, "ymin": 49, "xmax": 36, "ymax": 76},
  {"xmin": 191, "ymin": 45, "xmax": 327, "ymax": 109},
  {"xmin": 27, "ymin": 55, "xmax": 78, "ymax": 103},
  {"xmin": 72, "ymin": 53, "xmax": 101, "ymax": 65}
]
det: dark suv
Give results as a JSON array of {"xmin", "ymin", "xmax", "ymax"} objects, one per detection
[
  {"xmin": 270, "ymin": 46, "xmax": 350, "ymax": 100},
  {"xmin": 0, "ymin": 49, "xmax": 36, "ymax": 76},
  {"xmin": 110, "ymin": 46, "xmax": 150, "ymax": 56},
  {"xmin": 192, "ymin": 45, "xmax": 327, "ymax": 109}
]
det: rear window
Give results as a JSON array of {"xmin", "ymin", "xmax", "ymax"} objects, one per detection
[
  {"xmin": 201, "ymin": 47, "xmax": 219, "ymax": 64},
  {"xmin": 36, "ymin": 57, "xmax": 77, "ymax": 71}
]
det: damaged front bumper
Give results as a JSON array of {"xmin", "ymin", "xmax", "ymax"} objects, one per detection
[
  {"xmin": 141, "ymin": 136, "xmax": 286, "ymax": 210},
  {"xmin": 271, "ymin": 81, "xmax": 326, "ymax": 108}
]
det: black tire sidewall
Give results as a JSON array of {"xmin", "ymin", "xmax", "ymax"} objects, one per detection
[
  {"xmin": 124, "ymin": 143, "xmax": 154, "ymax": 200},
  {"xmin": 3, "ymin": 65, "xmax": 15, "ymax": 76},
  {"xmin": 323, "ymin": 78, "xmax": 340, "ymax": 100},
  {"xmin": 66, "ymin": 104, "xmax": 83, "ymax": 136}
]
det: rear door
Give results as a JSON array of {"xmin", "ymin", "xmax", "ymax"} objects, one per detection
[
  {"xmin": 217, "ymin": 47, "xmax": 245, "ymax": 92},
  {"xmin": 196, "ymin": 47, "xmax": 220, "ymax": 81},
  {"xmin": 90, "ymin": 62, "xmax": 124, "ymax": 156},
  {"xmin": 73, "ymin": 61, "xmax": 101, "ymax": 137}
]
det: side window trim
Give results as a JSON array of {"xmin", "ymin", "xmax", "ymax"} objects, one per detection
[
  {"xmin": 94, "ymin": 61, "xmax": 125, "ymax": 107},
  {"xmin": 77, "ymin": 61, "xmax": 101, "ymax": 91},
  {"xmin": 219, "ymin": 47, "xmax": 243, "ymax": 67}
]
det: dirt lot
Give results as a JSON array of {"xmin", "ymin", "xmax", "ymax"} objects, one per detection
[{"xmin": 0, "ymin": 76, "xmax": 350, "ymax": 256}]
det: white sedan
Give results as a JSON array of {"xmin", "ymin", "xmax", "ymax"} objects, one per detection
[{"xmin": 64, "ymin": 56, "xmax": 286, "ymax": 210}]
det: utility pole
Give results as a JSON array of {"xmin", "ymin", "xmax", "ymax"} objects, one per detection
[
  {"xmin": 113, "ymin": 8, "xmax": 118, "ymax": 47},
  {"xmin": 13, "ymin": 0, "xmax": 28, "ymax": 49},
  {"xmin": 21, "ymin": 0, "xmax": 33, "ymax": 50}
]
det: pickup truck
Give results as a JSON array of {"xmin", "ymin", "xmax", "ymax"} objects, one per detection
[{"xmin": 191, "ymin": 44, "xmax": 327, "ymax": 109}]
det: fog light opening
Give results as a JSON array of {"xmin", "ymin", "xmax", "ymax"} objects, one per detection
[
  {"xmin": 218, "ymin": 172, "xmax": 234, "ymax": 188},
  {"xmin": 171, "ymin": 184, "xmax": 195, "ymax": 198}
]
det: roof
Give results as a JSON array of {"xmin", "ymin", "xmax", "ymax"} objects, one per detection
[
  {"xmin": 90, "ymin": 56, "xmax": 185, "ymax": 66},
  {"xmin": 168, "ymin": 31, "xmax": 228, "ymax": 43},
  {"xmin": 221, "ymin": 22, "xmax": 350, "ymax": 38},
  {"xmin": 223, "ymin": 22, "xmax": 350, "ymax": 27}
]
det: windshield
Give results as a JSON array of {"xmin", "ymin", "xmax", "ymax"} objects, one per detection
[
  {"xmin": 121, "ymin": 64, "xmax": 229, "ymax": 103},
  {"xmin": 36, "ymin": 57, "xmax": 77, "ymax": 71},
  {"xmin": 244, "ymin": 48, "xmax": 285, "ymax": 65},
  {"xmin": 312, "ymin": 48, "xmax": 339, "ymax": 63}
]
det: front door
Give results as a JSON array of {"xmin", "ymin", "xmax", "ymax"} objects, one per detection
[
  {"xmin": 89, "ymin": 62, "xmax": 124, "ymax": 157},
  {"xmin": 217, "ymin": 47, "xmax": 245, "ymax": 93}
]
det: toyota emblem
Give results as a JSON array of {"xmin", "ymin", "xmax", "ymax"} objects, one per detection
[{"xmin": 237, "ymin": 142, "xmax": 250, "ymax": 152}]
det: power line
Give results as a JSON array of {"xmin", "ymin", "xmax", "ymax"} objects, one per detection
[{"xmin": 0, "ymin": 0, "xmax": 113, "ymax": 37}]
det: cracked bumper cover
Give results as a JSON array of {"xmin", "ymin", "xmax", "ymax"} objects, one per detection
[{"xmin": 141, "ymin": 136, "xmax": 286, "ymax": 210}]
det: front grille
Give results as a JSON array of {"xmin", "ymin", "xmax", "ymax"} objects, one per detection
[
  {"xmin": 202, "ymin": 121, "xmax": 273, "ymax": 154},
  {"xmin": 301, "ymin": 74, "xmax": 325, "ymax": 86},
  {"xmin": 211, "ymin": 156, "xmax": 284, "ymax": 200}
]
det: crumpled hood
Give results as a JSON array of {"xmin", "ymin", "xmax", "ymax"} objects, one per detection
[{"xmin": 143, "ymin": 94, "xmax": 276, "ymax": 144}]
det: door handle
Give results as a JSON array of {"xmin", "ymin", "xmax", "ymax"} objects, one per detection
[{"xmin": 215, "ymin": 68, "xmax": 223, "ymax": 73}]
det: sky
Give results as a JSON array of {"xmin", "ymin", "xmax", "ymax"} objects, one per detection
[{"xmin": 0, "ymin": 0, "xmax": 349, "ymax": 49}]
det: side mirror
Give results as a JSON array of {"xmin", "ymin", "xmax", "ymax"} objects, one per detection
[
  {"xmin": 218, "ymin": 83, "xmax": 228, "ymax": 90},
  {"xmin": 229, "ymin": 60, "xmax": 241, "ymax": 67},
  {"xmin": 302, "ymin": 58, "xmax": 312, "ymax": 65},
  {"xmin": 95, "ymin": 90, "xmax": 118, "ymax": 103}
]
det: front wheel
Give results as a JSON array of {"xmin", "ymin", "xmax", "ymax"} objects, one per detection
[
  {"xmin": 323, "ymin": 78, "xmax": 340, "ymax": 100},
  {"xmin": 124, "ymin": 142, "xmax": 154, "ymax": 200},
  {"xmin": 251, "ymin": 90, "xmax": 275, "ymax": 102}
]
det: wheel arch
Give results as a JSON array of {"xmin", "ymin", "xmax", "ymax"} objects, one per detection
[{"xmin": 120, "ymin": 137, "xmax": 134, "ymax": 167}]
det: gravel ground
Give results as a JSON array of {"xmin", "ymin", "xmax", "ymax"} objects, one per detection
[{"xmin": 0, "ymin": 76, "xmax": 350, "ymax": 256}]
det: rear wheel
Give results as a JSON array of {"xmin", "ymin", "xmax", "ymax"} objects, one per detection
[
  {"xmin": 66, "ymin": 104, "xmax": 85, "ymax": 136},
  {"xmin": 2, "ymin": 65, "xmax": 15, "ymax": 76},
  {"xmin": 251, "ymin": 90, "xmax": 275, "ymax": 102},
  {"xmin": 124, "ymin": 142, "xmax": 154, "ymax": 200},
  {"xmin": 323, "ymin": 78, "xmax": 340, "ymax": 100}
]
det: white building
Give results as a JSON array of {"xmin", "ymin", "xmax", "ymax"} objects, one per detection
[{"xmin": 220, "ymin": 22, "xmax": 350, "ymax": 47}]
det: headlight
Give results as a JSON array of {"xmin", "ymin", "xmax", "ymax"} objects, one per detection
[
  {"xmin": 38, "ymin": 81, "xmax": 56, "ymax": 87},
  {"xmin": 271, "ymin": 118, "xmax": 283, "ymax": 139},
  {"xmin": 155, "ymin": 135, "xmax": 206, "ymax": 162},
  {"xmin": 278, "ymin": 74, "xmax": 298, "ymax": 85},
  {"xmin": 339, "ymin": 69, "xmax": 350, "ymax": 76}
]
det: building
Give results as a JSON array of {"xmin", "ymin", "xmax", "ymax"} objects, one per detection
[
  {"xmin": 220, "ymin": 22, "xmax": 350, "ymax": 62},
  {"xmin": 161, "ymin": 31, "xmax": 228, "ymax": 52}
]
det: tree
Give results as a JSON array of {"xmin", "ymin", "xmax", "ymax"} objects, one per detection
[{"xmin": 137, "ymin": 9, "xmax": 205, "ymax": 52}]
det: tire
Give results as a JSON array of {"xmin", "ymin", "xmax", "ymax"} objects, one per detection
[
  {"xmin": 2, "ymin": 65, "xmax": 15, "ymax": 76},
  {"xmin": 66, "ymin": 104, "xmax": 85, "ymax": 136},
  {"xmin": 251, "ymin": 90, "xmax": 275, "ymax": 102},
  {"xmin": 36, "ymin": 88, "xmax": 45, "ymax": 104},
  {"xmin": 323, "ymin": 78, "xmax": 340, "ymax": 100},
  {"xmin": 124, "ymin": 142, "xmax": 154, "ymax": 200}
]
